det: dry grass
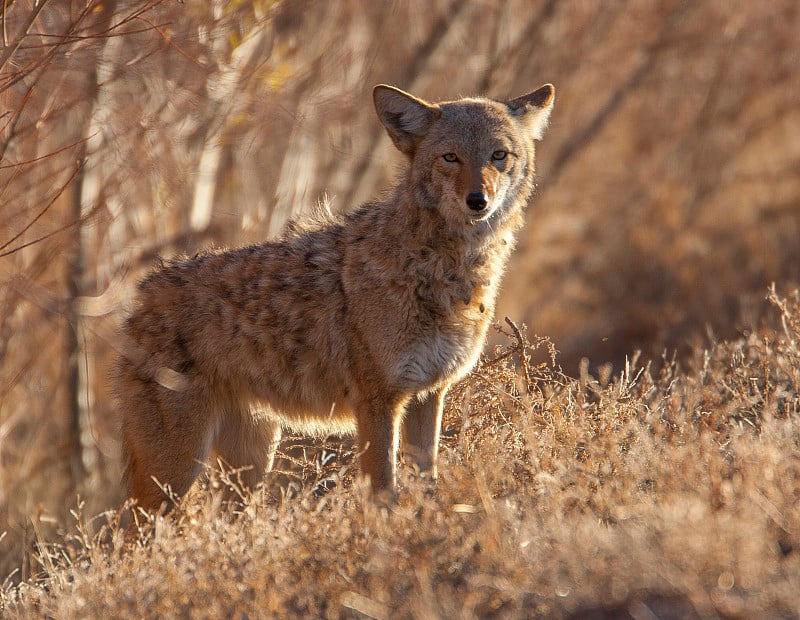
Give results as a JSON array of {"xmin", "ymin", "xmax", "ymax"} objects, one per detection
[
  {"xmin": 3, "ymin": 292, "xmax": 800, "ymax": 617},
  {"xmin": 2, "ymin": 1, "xmax": 800, "ymax": 617}
]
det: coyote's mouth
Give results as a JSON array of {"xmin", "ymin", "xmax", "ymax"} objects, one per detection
[{"xmin": 468, "ymin": 204, "xmax": 496, "ymax": 223}]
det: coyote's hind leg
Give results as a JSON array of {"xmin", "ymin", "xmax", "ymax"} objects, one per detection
[
  {"xmin": 120, "ymin": 369, "xmax": 218, "ymax": 514},
  {"xmin": 213, "ymin": 407, "xmax": 282, "ymax": 495}
]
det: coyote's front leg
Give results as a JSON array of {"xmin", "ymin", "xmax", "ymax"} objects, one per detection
[
  {"xmin": 356, "ymin": 395, "xmax": 408, "ymax": 494},
  {"xmin": 402, "ymin": 388, "xmax": 446, "ymax": 478}
]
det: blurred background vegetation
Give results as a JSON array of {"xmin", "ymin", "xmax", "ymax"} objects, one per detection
[{"xmin": 0, "ymin": 0, "xmax": 798, "ymax": 579}]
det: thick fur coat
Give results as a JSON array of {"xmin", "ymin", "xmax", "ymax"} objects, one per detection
[{"xmin": 116, "ymin": 83, "xmax": 555, "ymax": 509}]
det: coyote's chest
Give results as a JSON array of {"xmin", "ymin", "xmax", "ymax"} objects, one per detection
[
  {"xmin": 394, "ymin": 314, "xmax": 488, "ymax": 390},
  {"xmin": 390, "ymin": 249, "xmax": 500, "ymax": 390}
]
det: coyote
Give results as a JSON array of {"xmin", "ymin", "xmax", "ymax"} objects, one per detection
[{"xmin": 116, "ymin": 82, "xmax": 555, "ymax": 511}]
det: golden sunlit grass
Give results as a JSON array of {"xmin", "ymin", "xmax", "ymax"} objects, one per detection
[
  {"xmin": 3, "ymin": 291, "xmax": 799, "ymax": 618},
  {"xmin": 2, "ymin": 2, "xmax": 800, "ymax": 617}
]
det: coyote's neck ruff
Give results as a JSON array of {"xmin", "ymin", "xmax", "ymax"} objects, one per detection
[{"xmin": 117, "ymin": 84, "xmax": 555, "ymax": 511}]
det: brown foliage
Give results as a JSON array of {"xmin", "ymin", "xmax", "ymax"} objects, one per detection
[
  {"xmin": 1, "ymin": 1, "xmax": 799, "ymax": 615},
  {"xmin": 5, "ymin": 294, "xmax": 800, "ymax": 617}
]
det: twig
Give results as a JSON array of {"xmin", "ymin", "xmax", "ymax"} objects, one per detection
[
  {"xmin": 0, "ymin": 160, "xmax": 86, "ymax": 256},
  {"xmin": 0, "ymin": 0, "xmax": 51, "ymax": 73},
  {"xmin": 504, "ymin": 316, "xmax": 532, "ymax": 385}
]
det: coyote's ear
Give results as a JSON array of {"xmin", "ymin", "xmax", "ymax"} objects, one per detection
[
  {"xmin": 506, "ymin": 84, "xmax": 555, "ymax": 141},
  {"xmin": 373, "ymin": 85, "xmax": 441, "ymax": 155}
]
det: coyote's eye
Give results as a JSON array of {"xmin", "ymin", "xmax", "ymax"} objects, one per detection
[
  {"xmin": 491, "ymin": 150, "xmax": 508, "ymax": 161},
  {"xmin": 442, "ymin": 153, "xmax": 459, "ymax": 163}
]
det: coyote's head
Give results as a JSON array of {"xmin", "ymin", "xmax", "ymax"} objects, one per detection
[{"xmin": 373, "ymin": 83, "xmax": 554, "ymax": 227}]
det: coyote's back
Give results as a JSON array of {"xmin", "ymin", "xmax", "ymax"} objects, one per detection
[{"xmin": 116, "ymin": 82, "xmax": 555, "ymax": 511}]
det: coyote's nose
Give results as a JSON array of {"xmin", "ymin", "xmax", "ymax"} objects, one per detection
[{"xmin": 466, "ymin": 192, "xmax": 488, "ymax": 211}]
